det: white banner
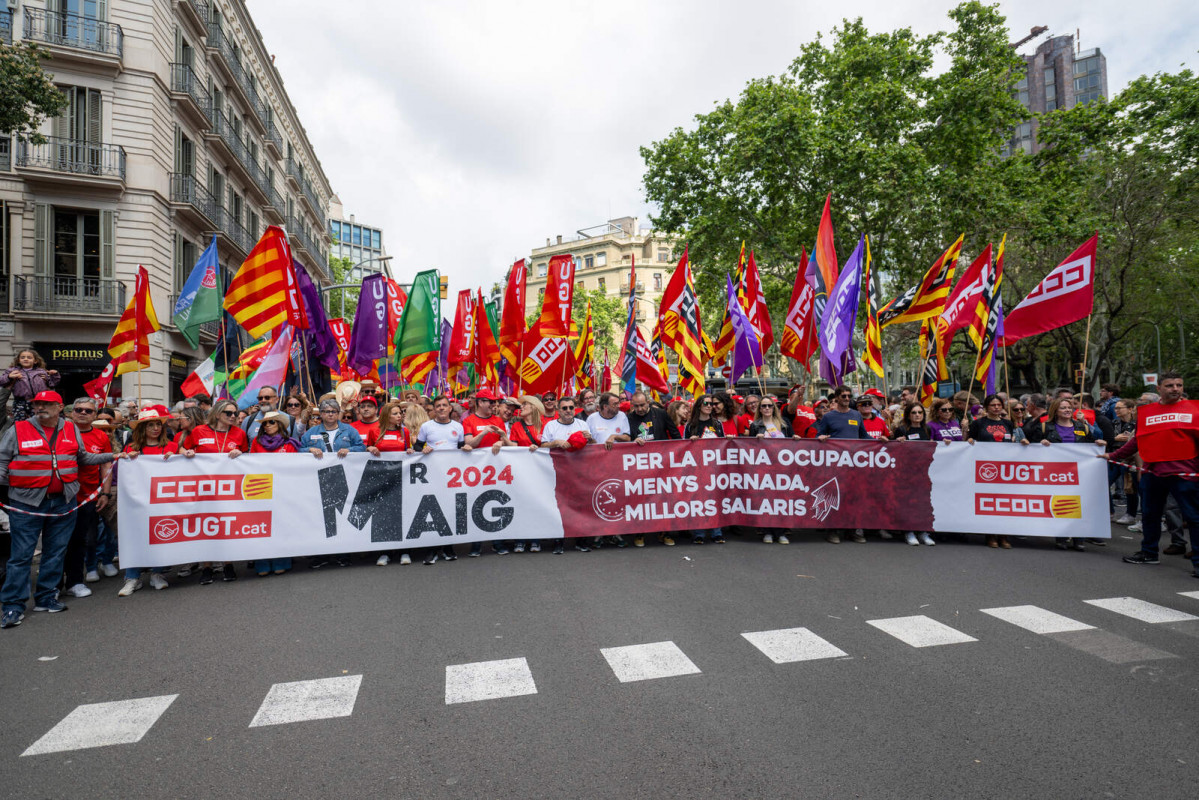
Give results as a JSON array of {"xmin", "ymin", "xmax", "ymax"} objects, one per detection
[{"xmin": 117, "ymin": 451, "xmax": 562, "ymax": 567}]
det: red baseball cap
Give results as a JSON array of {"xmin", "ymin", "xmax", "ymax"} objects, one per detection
[
  {"xmin": 864, "ymin": 388, "xmax": 885, "ymax": 399},
  {"xmin": 475, "ymin": 389, "xmax": 497, "ymax": 401},
  {"xmin": 32, "ymin": 390, "xmax": 63, "ymax": 403},
  {"xmin": 359, "ymin": 395, "xmax": 378, "ymax": 406}
]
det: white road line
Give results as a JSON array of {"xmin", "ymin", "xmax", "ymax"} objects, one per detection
[
  {"xmin": 445, "ymin": 657, "xmax": 537, "ymax": 704},
  {"xmin": 741, "ymin": 627, "xmax": 848, "ymax": 663},
  {"xmin": 249, "ymin": 675, "xmax": 363, "ymax": 728},
  {"xmin": 980, "ymin": 605, "xmax": 1096, "ymax": 635},
  {"xmin": 601, "ymin": 641, "xmax": 702, "ymax": 683},
  {"xmin": 1084, "ymin": 597, "xmax": 1199, "ymax": 624},
  {"xmin": 866, "ymin": 615, "xmax": 978, "ymax": 648},
  {"xmin": 22, "ymin": 695, "xmax": 178, "ymax": 757},
  {"xmin": 1179, "ymin": 591, "xmax": 1199, "ymax": 601}
]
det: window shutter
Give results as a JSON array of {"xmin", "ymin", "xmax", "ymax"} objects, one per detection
[
  {"xmin": 173, "ymin": 231, "xmax": 184, "ymax": 295},
  {"xmin": 53, "ymin": 87, "xmax": 72, "ymax": 141},
  {"xmin": 101, "ymin": 210, "xmax": 115, "ymax": 279},
  {"xmin": 87, "ymin": 89, "xmax": 102, "ymax": 144},
  {"xmin": 174, "ymin": 25, "xmax": 182, "ymax": 64},
  {"xmin": 173, "ymin": 124, "xmax": 182, "ymax": 174},
  {"xmin": 33, "ymin": 204, "xmax": 51, "ymax": 277}
]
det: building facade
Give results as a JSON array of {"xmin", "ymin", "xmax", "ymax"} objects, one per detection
[
  {"xmin": 1008, "ymin": 34, "xmax": 1108, "ymax": 155},
  {"xmin": 0, "ymin": 0, "xmax": 333, "ymax": 403},
  {"xmin": 328, "ymin": 194, "xmax": 388, "ymax": 282},
  {"xmin": 524, "ymin": 217, "xmax": 679, "ymax": 337}
]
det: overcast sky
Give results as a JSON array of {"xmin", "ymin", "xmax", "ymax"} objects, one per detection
[{"xmin": 254, "ymin": 0, "xmax": 1198, "ymax": 300}]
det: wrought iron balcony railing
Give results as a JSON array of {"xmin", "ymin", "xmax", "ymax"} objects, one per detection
[
  {"xmin": 12, "ymin": 275, "xmax": 126, "ymax": 315},
  {"xmin": 170, "ymin": 173, "xmax": 219, "ymax": 223},
  {"xmin": 23, "ymin": 7, "xmax": 123, "ymax": 57},
  {"xmin": 16, "ymin": 136, "xmax": 126, "ymax": 180},
  {"xmin": 170, "ymin": 62, "xmax": 213, "ymax": 125}
]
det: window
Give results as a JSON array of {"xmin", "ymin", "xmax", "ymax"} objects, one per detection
[
  {"xmin": 657, "ymin": 248, "xmax": 671, "ymax": 262},
  {"xmin": 597, "ymin": 276, "xmax": 606, "ymax": 291},
  {"xmin": 654, "ymin": 273, "xmax": 663, "ymax": 291},
  {"xmin": 210, "ymin": 169, "xmax": 225, "ymax": 207},
  {"xmin": 537, "ymin": 262, "xmax": 547, "ymax": 277},
  {"xmin": 576, "ymin": 280, "xmax": 584, "ymax": 291},
  {"xmin": 573, "ymin": 256, "xmax": 582, "ymax": 270},
  {"xmin": 248, "ymin": 210, "xmax": 258, "ymax": 237},
  {"xmin": 371, "ymin": 230, "xmax": 381, "ymax": 249},
  {"xmin": 352, "ymin": 225, "xmax": 362, "ymax": 245},
  {"xmin": 176, "ymin": 132, "xmax": 195, "ymax": 177},
  {"xmin": 331, "ymin": 220, "xmax": 341, "ymax": 241},
  {"xmin": 1074, "ymin": 73, "xmax": 1102, "ymax": 93},
  {"xmin": 595, "ymin": 251, "xmax": 606, "ymax": 267},
  {"xmin": 175, "ymin": 236, "xmax": 197, "ymax": 295},
  {"xmin": 230, "ymin": 191, "xmax": 243, "ymax": 226},
  {"xmin": 1043, "ymin": 68, "xmax": 1055, "ymax": 88},
  {"xmin": 584, "ymin": 255, "xmax": 594, "ymax": 269},
  {"xmin": 52, "ymin": 208, "xmax": 101, "ymax": 295},
  {"xmin": 1045, "ymin": 83, "xmax": 1056, "ymax": 103}
]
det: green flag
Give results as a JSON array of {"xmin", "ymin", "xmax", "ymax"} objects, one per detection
[
  {"xmin": 484, "ymin": 299, "xmax": 501, "ymax": 341},
  {"xmin": 173, "ymin": 236, "xmax": 223, "ymax": 349},
  {"xmin": 394, "ymin": 269, "xmax": 442, "ymax": 368}
]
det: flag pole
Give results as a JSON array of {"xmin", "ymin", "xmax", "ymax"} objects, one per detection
[
  {"xmin": 1002, "ymin": 344, "xmax": 1011, "ymax": 401},
  {"xmin": 1078, "ymin": 313, "xmax": 1093, "ymax": 396}
]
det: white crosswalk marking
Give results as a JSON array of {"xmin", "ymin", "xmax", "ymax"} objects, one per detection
[
  {"xmin": 445, "ymin": 657, "xmax": 537, "ymax": 704},
  {"xmin": 249, "ymin": 675, "xmax": 363, "ymax": 727},
  {"xmin": 1179, "ymin": 591, "xmax": 1199, "ymax": 602},
  {"xmin": 22, "ymin": 695, "xmax": 178, "ymax": 757},
  {"xmin": 742, "ymin": 627, "xmax": 848, "ymax": 663},
  {"xmin": 1084, "ymin": 597, "xmax": 1199, "ymax": 624},
  {"xmin": 866, "ymin": 615, "xmax": 978, "ymax": 648},
  {"xmin": 980, "ymin": 605, "xmax": 1095, "ymax": 635},
  {"xmin": 601, "ymin": 641, "xmax": 702, "ymax": 683}
]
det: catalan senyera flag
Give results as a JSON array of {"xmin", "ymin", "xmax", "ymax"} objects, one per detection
[
  {"xmin": 223, "ymin": 225, "xmax": 300, "ymax": 338},
  {"xmin": 918, "ymin": 318, "xmax": 949, "ymax": 406},
  {"xmin": 973, "ymin": 234, "xmax": 1006, "ymax": 385},
  {"xmin": 573, "ymin": 300, "xmax": 595, "ymax": 389},
  {"xmin": 395, "ymin": 269, "xmax": 441, "ymax": 385},
  {"xmin": 743, "ymin": 250, "xmax": 774, "ymax": 353},
  {"xmin": 538, "ymin": 254, "xmax": 576, "ymax": 338},
  {"xmin": 107, "ymin": 265, "xmax": 161, "ymax": 376},
  {"xmin": 651, "ymin": 315, "xmax": 670, "ymax": 390},
  {"xmin": 879, "ymin": 234, "xmax": 964, "ymax": 328},
  {"xmin": 862, "ymin": 237, "xmax": 884, "ymax": 378},
  {"xmin": 498, "ymin": 258, "xmax": 528, "ymax": 365},
  {"xmin": 474, "ymin": 288, "xmax": 501, "ymax": 388},
  {"xmin": 658, "ymin": 247, "xmax": 707, "ymax": 390},
  {"xmin": 939, "ymin": 244, "xmax": 992, "ymax": 340}
]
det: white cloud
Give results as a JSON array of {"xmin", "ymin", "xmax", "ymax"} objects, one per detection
[{"xmin": 252, "ymin": 0, "xmax": 1198, "ymax": 300}]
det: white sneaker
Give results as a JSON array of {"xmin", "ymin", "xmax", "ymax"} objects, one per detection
[
  {"xmin": 85, "ymin": 570, "xmax": 100, "ymax": 583},
  {"xmin": 66, "ymin": 583, "xmax": 92, "ymax": 598},
  {"xmin": 879, "ymin": 531, "xmax": 893, "ymax": 540},
  {"xmin": 149, "ymin": 574, "xmax": 169, "ymax": 591},
  {"xmin": 99, "ymin": 563, "xmax": 118, "ymax": 578},
  {"xmin": 905, "ymin": 532, "xmax": 919, "ymax": 546},
  {"xmin": 118, "ymin": 579, "xmax": 142, "ymax": 597},
  {"xmin": 399, "ymin": 553, "xmax": 412, "ymax": 565},
  {"xmin": 1128, "ymin": 521, "xmax": 1143, "ymax": 533},
  {"xmin": 762, "ymin": 533, "xmax": 774, "ymax": 544},
  {"xmin": 376, "ymin": 554, "xmax": 391, "ymax": 566},
  {"xmin": 1115, "ymin": 514, "xmax": 1136, "ymax": 525},
  {"xmin": 777, "ymin": 535, "xmax": 790, "ymax": 545},
  {"xmin": 530, "ymin": 542, "xmax": 541, "ymax": 552},
  {"xmin": 919, "ymin": 533, "xmax": 936, "ymax": 546}
]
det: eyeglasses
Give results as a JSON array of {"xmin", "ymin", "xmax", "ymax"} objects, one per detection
[
  {"xmin": 1013, "ymin": 407, "xmax": 1025, "ymax": 413},
  {"xmin": 700, "ymin": 401, "xmax": 712, "ymax": 406},
  {"xmin": 760, "ymin": 403, "xmax": 775, "ymax": 409},
  {"xmin": 938, "ymin": 407, "xmax": 952, "ymax": 413},
  {"xmin": 285, "ymin": 402, "xmax": 301, "ymax": 408},
  {"xmin": 220, "ymin": 410, "xmax": 237, "ymax": 417},
  {"xmin": 258, "ymin": 395, "xmax": 275, "ymax": 402},
  {"xmin": 73, "ymin": 407, "xmax": 96, "ymax": 414},
  {"xmin": 837, "ymin": 393, "xmax": 851, "ymax": 399}
]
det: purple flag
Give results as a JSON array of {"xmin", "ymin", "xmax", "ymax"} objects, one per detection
[
  {"xmin": 294, "ymin": 261, "xmax": 340, "ymax": 371},
  {"xmin": 727, "ymin": 274, "xmax": 763, "ymax": 384},
  {"xmin": 424, "ymin": 319, "xmax": 454, "ymax": 394},
  {"xmin": 985, "ymin": 294, "xmax": 1004, "ymax": 395},
  {"xmin": 818, "ymin": 234, "xmax": 865, "ymax": 385},
  {"xmin": 346, "ymin": 274, "xmax": 389, "ymax": 375}
]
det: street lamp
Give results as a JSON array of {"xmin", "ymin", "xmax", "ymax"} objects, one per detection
[{"xmin": 320, "ymin": 255, "xmax": 393, "ymax": 318}]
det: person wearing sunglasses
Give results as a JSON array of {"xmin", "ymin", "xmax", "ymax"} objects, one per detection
[
  {"xmin": 928, "ymin": 398, "xmax": 964, "ymax": 443},
  {"xmin": 684, "ymin": 394, "xmax": 725, "ymax": 544},
  {"xmin": 243, "ymin": 388, "xmax": 304, "ymax": 439},
  {"xmin": 748, "ymin": 396, "xmax": 799, "ymax": 545},
  {"xmin": 815, "ymin": 386, "xmax": 869, "ymax": 543}
]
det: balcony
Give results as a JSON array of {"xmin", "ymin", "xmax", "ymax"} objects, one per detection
[
  {"xmin": 211, "ymin": 204, "xmax": 253, "ymax": 257},
  {"xmin": 167, "ymin": 294, "xmax": 221, "ymax": 340},
  {"xmin": 285, "ymin": 157, "xmax": 302, "ymax": 190},
  {"xmin": 16, "ymin": 136, "xmax": 126, "ymax": 188},
  {"xmin": 619, "ymin": 281, "xmax": 646, "ymax": 294},
  {"xmin": 264, "ymin": 118, "xmax": 283, "ymax": 159},
  {"xmin": 287, "ymin": 215, "xmax": 328, "ymax": 276},
  {"xmin": 262, "ymin": 179, "xmax": 285, "ymax": 224},
  {"xmin": 206, "ymin": 22, "xmax": 267, "ymax": 133},
  {"xmin": 169, "ymin": 63, "xmax": 212, "ymax": 129},
  {"xmin": 169, "ymin": 173, "xmax": 218, "ymax": 228},
  {"xmin": 177, "ymin": 0, "xmax": 208, "ymax": 34},
  {"xmin": 23, "ymin": 8, "xmax": 123, "ymax": 73},
  {"xmin": 207, "ymin": 111, "xmax": 269, "ymax": 201},
  {"xmin": 1, "ymin": 9, "xmax": 12, "ymax": 46},
  {"xmin": 12, "ymin": 275, "xmax": 126, "ymax": 316}
]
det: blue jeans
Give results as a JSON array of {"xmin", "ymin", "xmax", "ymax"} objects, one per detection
[
  {"xmin": 124, "ymin": 566, "xmax": 168, "ymax": 579},
  {"xmin": 693, "ymin": 527, "xmax": 722, "ymax": 542},
  {"xmin": 1139, "ymin": 473, "xmax": 1199, "ymax": 566},
  {"xmin": 89, "ymin": 517, "xmax": 118, "ymax": 569},
  {"xmin": 1, "ymin": 495, "xmax": 77, "ymax": 612}
]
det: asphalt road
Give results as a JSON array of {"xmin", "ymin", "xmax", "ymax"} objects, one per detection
[{"xmin": 2, "ymin": 523, "xmax": 1197, "ymax": 800}]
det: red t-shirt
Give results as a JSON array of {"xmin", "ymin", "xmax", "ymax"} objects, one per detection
[
  {"xmin": 182, "ymin": 425, "xmax": 249, "ymax": 454},
  {"xmin": 508, "ymin": 419, "xmax": 543, "ymax": 447},
  {"xmin": 124, "ymin": 441, "xmax": 180, "ymax": 456},
  {"xmin": 351, "ymin": 419, "xmax": 380, "ymax": 442},
  {"xmin": 77, "ymin": 427, "xmax": 112, "ymax": 497},
  {"xmin": 735, "ymin": 414, "xmax": 754, "ymax": 436},
  {"xmin": 721, "ymin": 419, "xmax": 739, "ymax": 437},
  {"xmin": 862, "ymin": 415, "xmax": 890, "ymax": 440},
  {"xmin": 249, "ymin": 439, "xmax": 299, "ymax": 453},
  {"xmin": 462, "ymin": 414, "xmax": 504, "ymax": 447},
  {"xmin": 368, "ymin": 427, "xmax": 410, "ymax": 451}
]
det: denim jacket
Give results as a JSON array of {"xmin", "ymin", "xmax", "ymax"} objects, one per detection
[{"xmin": 299, "ymin": 422, "xmax": 365, "ymax": 453}]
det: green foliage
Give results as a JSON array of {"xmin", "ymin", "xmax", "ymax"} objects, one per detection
[
  {"xmin": 326, "ymin": 256, "xmax": 358, "ymax": 320},
  {"xmin": 641, "ymin": 1, "xmax": 1199, "ymax": 391},
  {"xmin": 572, "ymin": 288, "xmax": 626, "ymax": 358},
  {"xmin": 0, "ymin": 42, "xmax": 67, "ymax": 142}
]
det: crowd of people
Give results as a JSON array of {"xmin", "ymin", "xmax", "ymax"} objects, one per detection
[{"xmin": 1, "ymin": 343, "xmax": 1196, "ymax": 631}]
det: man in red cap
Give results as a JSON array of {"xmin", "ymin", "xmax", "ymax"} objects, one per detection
[
  {"xmin": 350, "ymin": 395, "xmax": 381, "ymax": 442},
  {"xmin": 0, "ymin": 391, "xmax": 121, "ymax": 629},
  {"xmin": 541, "ymin": 391, "xmax": 559, "ymax": 422}
]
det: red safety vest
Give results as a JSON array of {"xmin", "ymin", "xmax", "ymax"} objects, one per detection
[
  {"xmin": 10, "ymin": 419, "xmax": 80, "ymax": 490},
  {"xmin": 1137, "ymin": 400, "xmax": 1199, "ymax": 463}
]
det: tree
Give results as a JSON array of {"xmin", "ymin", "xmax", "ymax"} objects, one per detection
[
  {"xmin": 326, "ymin": 256, "xmax": 358, "ymax": 320},
  {"xmin": 0, "ymin": 43, "xmax": 67, "ymax": 142}
]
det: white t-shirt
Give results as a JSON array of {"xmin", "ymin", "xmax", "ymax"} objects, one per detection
[
  {"xmin": 542, "ymin": 418, "xmax": 589, "ymax": 444},
  {"xmin": 587, "ymin": 411, "xmax": 630, "ymax": 444},
  {"xmin": 418, "ymin": 419, "xmax": 465, "ymax": 451}
]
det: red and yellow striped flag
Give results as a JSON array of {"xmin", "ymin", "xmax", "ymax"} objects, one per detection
[
  {"xmin": 401, "ymin": 352, "xmax": 439, "ymax": 386},
  {"xmin": 573, "ymin": 301, "xmax": 595, "ymax": 389},
  {"xmin": 223, "ymin": 225, "xmax": 295, "ymax": 338},
  {"xmin": 862, "ymin": 236, "xmax": 884, "ymax": 377},
  {"xmin": 880, "ymin": 235, "xmax": 964, "ymax": 328},
  {"xmin": 107, "ymin": 265, "xmax": 160, "ymax": 376}
]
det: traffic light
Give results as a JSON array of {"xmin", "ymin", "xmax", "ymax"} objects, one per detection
[{"xmin": 439, "ymin": 275, "xmax": 449, "ymax": 300}]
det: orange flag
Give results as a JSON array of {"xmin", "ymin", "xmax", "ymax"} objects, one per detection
[
  {"xmin": 538, "ymin": 254, "xmax": 576, "ymax": 338},
  {"xmin": 223, "ymin": 225, "xmax": 302, "ymax": 338},
  {"xmin": 107, "ymin": 265, "xmax": 160, "ymax": 376},
  {"xmin": 498, "ymin": 258, "xmax": 527, "ymax": 365}
]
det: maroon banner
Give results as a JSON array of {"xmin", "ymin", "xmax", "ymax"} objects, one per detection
[{"xmin": 554, "ymin": 439, "xmax": 934, "ymax": 537}]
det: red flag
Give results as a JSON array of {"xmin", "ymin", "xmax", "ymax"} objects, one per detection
[
  {"xmin": 538, "ymin": 254, "xmax": 576, "ymax": 338},
  {"xmin": 498, "ymin": 259, "xmax": 527, "ymax": 365},
  {"xmin": 998, "ymin": 234, "xmax": 1097, "ymax": 347},
  {"xmin": 384, "ymin": 278, "xmax": 407, "ymax": 349},
  {"xmin": 84, "ymin": 360, "xmax": 118, "ymax": 404},
  {"xmin": 447, "ymin": 289, "xmax": 476, "ymax": 365},
  {"xmin": 939, "ymin": 245, "xmax": 992, "ymax": 337},
  {"xmin": 474, "ymin": 288, "xmax": 501, "ymax": 387},
  {"xmin": 779, "ymin": 249, "xmax": 817, "ymax": 368},
  {"xmin": 743, "ymin": 250, "xmax": 774, "ymax": 352},
  {"xmin": 516, "ymin": 322, "xmax": 576, "ymax": 395},
  {"xmin": 107, "ymin": 265, "xmax": 160, "ymax": 376},
  {"xmin": 633, "ymin": 331, "xmax": 670, "ymax": 393},
  {"xmin": 600, "ymin": 347, "xmax": 612, "ymax": 392}
]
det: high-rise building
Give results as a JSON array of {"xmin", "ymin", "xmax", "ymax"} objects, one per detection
[
  {"xmin": 1008, "ymin": 34, "xmax": 1108, "ymax": 155},
  {"xmin": 328, "ymin": 195, "xmax": 389, "ymax": 282},
  {"xmin": 0, "ymin": 0, "xmax": 334, "ymax": 403},
  {"xmin": 523, "ymin": 217, "xmax": 680, "ymax": 338}
]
